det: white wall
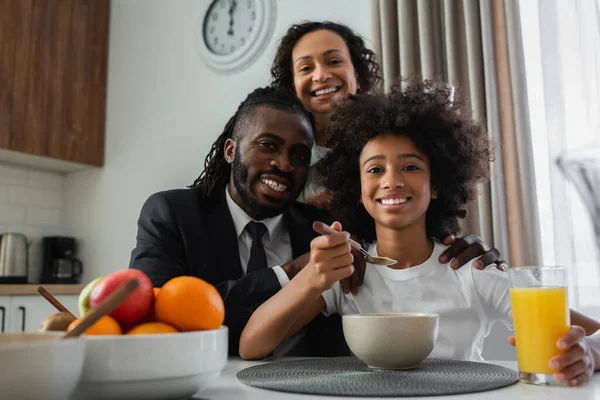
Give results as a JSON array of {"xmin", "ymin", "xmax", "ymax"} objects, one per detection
[
  {"xmin": 64, "ymin": 0, "xmax": 376, "ymax": 282},
  {"xmin": 0, "ymin": 163, "xmax": 66, "ymax": 281}
]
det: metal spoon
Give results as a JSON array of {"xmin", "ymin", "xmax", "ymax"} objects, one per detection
[{"xmin": 313, "ymin": 221, "xmax": 397, "ymax": 266}]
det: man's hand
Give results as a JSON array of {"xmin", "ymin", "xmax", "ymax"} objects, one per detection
[
  {"xmin": 439, "ymin": 234, "xmax": 508, "ymax": 271},
  {"xmin": 282, "ymin": 252, "xmax": 310, "ymax": 280}
]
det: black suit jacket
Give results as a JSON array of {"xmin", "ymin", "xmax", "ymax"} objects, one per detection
[{"xmin": 129, "ymin": 186, "xmax": 350, "ymax": 357}]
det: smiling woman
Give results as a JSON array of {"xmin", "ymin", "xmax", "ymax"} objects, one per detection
[
  {"xmin": 270, "ymin": 21, "xmax": 381, "ymax": 208},
  {"xmin": 290, "ymin": 30, "xmax": 360, "ymax": 131}
]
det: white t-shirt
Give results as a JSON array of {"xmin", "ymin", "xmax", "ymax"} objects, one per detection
[{"xmin": 322, "ymin": 240, "xmax": 513, "ymax": 361}]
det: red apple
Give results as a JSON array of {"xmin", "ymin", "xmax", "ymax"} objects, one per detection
[{"xmin": 90, "ymin": 269, "xmax": 154, "ymax": 324}]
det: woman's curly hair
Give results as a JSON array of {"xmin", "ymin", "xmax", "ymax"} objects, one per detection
[
  {"xmin": 318, "ymin": 79, "xmax": 494, "ymax": 242},
  {"xmin": 271, "ymin": 21, "xmax": 381, "ymax": 93}
]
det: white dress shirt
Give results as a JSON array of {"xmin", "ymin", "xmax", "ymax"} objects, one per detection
[
  {"xmin": 225, "ymin": 188, "xmax": 291, "ymax": 287},
  {"xmin": 225, "ymin": 187, "xmax": 304, "ymax": 356}
]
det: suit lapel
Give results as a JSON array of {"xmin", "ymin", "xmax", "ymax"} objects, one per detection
[{"xmin": 204, "ymin": 193, "xmax": 243, "ymax": 281}]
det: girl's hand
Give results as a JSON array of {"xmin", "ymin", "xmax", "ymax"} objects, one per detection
[
  {"xmin": 551, "ymin": 326, "xmax": 595, "ymax": 386},
  {"xmin": 306, "ymin": 221, "xmax": 354, "ymax": 292},
  {"xmin": 508, "ymin": 326, "xmax": 595, "ymax": 387}
]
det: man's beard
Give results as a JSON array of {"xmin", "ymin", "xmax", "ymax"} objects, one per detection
[{"xmin": 231, "ymin": 148, "xmax": 300, "ymax": 220}]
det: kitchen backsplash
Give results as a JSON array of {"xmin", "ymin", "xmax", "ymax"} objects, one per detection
[{"xmin": 0, "ymin": 163, "xmax": 66, "ymax": 282}]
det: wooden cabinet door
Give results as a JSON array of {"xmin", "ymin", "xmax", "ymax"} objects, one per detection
[
  {"xmin": 0, "ymin": 0, "xmax": 109, "ymax": 166},
  {"xmin": 9, "ymin": 294, "xmax": 79, "ymax": 333},
  {"xmin": 0, "ymin": 1, "xmax": 17, "ymax": 149}
]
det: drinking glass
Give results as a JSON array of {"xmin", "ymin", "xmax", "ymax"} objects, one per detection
[{"xmin": 508, "ymin": 266, "xmax": 570, "ymax": 386}]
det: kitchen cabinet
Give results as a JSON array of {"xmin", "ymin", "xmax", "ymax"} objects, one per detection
[
  {"xmin": 0, "ymin": 0, "xmax": 109, "ymax": 167},
  {"xmin": 0, "ymin": 294, "xmax": 78, "ymax": 333}
]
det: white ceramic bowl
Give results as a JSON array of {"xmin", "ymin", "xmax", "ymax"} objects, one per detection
[
  {"xmin": 342, "ymin": 313, "xmax": 439, "ymax": 370},
  {"xmin": 0, "ymin": 332, "xmax": 85, "ymax": 400},
  {"xmin": 72, "ymin": 326, "xmax": 228, "ymax": 400}
]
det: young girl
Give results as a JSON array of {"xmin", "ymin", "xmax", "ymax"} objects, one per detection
[{"xmin": 239, "ymin": 81, "xmax": 600, "ymax": 387}]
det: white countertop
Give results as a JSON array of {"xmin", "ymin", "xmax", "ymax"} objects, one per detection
[{"xmin": 195, "ymin": 358, "xmax": 600, "ymax": 399}]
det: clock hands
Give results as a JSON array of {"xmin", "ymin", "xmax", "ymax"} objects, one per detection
[{"xmin": 227, "ymin": 0, "xmax": 237, "ymax": 36}]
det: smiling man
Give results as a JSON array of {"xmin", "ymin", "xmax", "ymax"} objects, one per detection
[
  {"xmin": 129, "ymin": 86, "xmax": 348, "ymax": 357},
  {"xmin": 225, "ymin": 105, "xmax": 312, "ymax": 220}
]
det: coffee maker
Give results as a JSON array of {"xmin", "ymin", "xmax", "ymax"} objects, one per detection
[{"xmin": 41, "ymin": 236, "xmax": 83, "ymax": 284}]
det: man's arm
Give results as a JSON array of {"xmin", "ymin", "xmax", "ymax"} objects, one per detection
[{"xmin": 129, "ymin": 192, "xmax": 187, "ymax": 286}]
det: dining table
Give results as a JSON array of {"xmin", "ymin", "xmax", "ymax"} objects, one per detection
[{"xmin": 193, "ymin": 357, "xmax": 600, "ymax": 400}]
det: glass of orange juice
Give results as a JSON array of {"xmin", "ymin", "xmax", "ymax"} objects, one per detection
[{"xmin": 508, "ymin": 266, "xmax": 570, "ymax": 386}]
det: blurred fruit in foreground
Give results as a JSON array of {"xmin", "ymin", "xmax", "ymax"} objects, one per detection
[
  {"xmin": 67, "ymin": 315, "xmax": 123, "ymax": 335},
  {"xmin": 139, "ymin": 287, "xmax": 161, "ymax": 323},
  {"xmin": 91, "ymin": 269, "xmax": 154, "ymax": 324},
  {"xmin": 155, "ymin": 276, "xmax": 225, "ymax": 331},
  {"xmin": 79, "ymin": 276, "xmax": 106, "ymax": 317},
  {"xmin": 38, "ymin": 311, "xmax": 77, "ymax": 332},
  {"xmin": 127, "ymin": 322, "xmax": 178, "ymax": 335}
]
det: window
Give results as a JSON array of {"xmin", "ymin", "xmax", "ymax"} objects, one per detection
[{"xmin": 518, "ymin": 0, "xmax": 600, "ymax": 314}]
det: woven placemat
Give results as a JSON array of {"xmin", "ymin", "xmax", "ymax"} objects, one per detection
[{"xmin": 237, "ymin": 357, "xmax": 519, "ymax": 397}]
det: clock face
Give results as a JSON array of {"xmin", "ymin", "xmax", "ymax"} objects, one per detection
[{"xmin": 203, "ymin": 0, "xmax": 258, "ymax": 56}]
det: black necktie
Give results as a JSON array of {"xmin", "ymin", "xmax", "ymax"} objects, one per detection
[{"xmin": 246, "ymin": 221, "xmax": 268, "ymax": 273}]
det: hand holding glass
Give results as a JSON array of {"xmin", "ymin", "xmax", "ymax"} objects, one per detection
[{"xmin": 508, "ymin": 266, "xmax": 570, "ymax": 386}]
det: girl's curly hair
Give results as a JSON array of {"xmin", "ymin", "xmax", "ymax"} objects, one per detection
[
  {"xmin": 271, "ymin": 21, "xmax": 381, "ymax": 93},
  {"xmin": 318, "ymin": 79, "xmax": 494, "ymax": 242}
]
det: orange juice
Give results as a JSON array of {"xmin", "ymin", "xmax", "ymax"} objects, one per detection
[{"xmin": 510, "ymin": 287, "xmax": 570, "ymax": 374}]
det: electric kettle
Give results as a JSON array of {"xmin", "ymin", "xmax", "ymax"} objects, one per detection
[{"xmin": 0, "ymin": 233, "xmax": 29, "ymax": 283}]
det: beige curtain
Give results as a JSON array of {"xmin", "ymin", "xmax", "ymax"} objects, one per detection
[{"xmin": 371, "ymin": 0, "xmax": 541, "ymax": 266}]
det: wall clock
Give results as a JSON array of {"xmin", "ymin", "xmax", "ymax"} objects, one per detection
[{"xmin": 198, "ymin": 0, "xmax": 276, "ymax": 73}]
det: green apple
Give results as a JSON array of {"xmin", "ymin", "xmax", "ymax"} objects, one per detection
[{"xmin": 78, "ymin": 276, "xmax": 106, "ymax": 317}]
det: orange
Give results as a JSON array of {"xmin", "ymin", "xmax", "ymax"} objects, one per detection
[
  {"xmin": 155, "ymin": 276, "xmax": 225, "ymax": 331},
  {"xmin": 138, "ymin": 287, "xmax": 161, "ymax": 323},
  {"xmin": 67, "ymin": 315, "xmax": 122, "ymax": 335},
  {"xmin": 127, "ymin": 322, "xmax": 178, "ymax": 335}
]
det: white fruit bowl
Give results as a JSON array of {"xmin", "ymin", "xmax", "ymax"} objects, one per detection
[
  {"xmin": 0, "ymin": 332, "xmax": 86, "ymax": 400},
  {"xmin": 72, "ymin": 326, "xmax": 228, "ymax": 400}
]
